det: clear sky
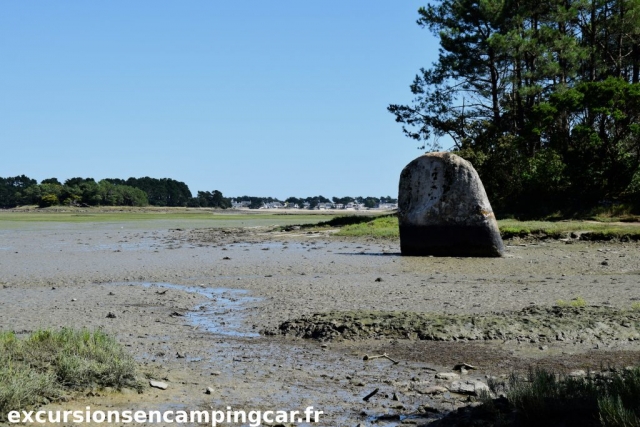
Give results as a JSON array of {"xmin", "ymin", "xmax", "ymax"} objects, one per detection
[{"xmin": 1, "ymin": 1, "xmax": 440, "ymax": 199}]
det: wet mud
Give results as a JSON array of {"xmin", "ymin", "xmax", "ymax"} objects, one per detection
[
  {"xmin": 1, "ymin": 220, "xmax": 640, "ymax": 426},
  {"xmin": 272, "ymin": 306, "xmax": 640, "ymax": 344}
]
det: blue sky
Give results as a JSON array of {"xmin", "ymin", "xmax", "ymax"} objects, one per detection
[{"xmin": 1, "ymin": 1, "xmax": 440, "ymax": 199}]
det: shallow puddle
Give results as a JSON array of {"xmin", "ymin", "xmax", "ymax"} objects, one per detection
[{"xmin": 113, "ymin": 282, "xmax": 261, "ymax": 337}]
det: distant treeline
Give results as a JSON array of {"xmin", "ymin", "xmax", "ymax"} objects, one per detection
[
  {"xmin": 0, "ymin": 175, "xmax": 397, "ymax": 210},
  {"xmin": 0, "ymin": 175, "xmax": 230, "ymax": 209}
]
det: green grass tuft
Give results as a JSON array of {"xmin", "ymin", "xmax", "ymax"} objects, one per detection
[
  {"xmin": 556, "ymin": 296, "xmax": 587, "ymax": 308},
  {"xmin": 335, "ymin": 215, "xmax": 399, "ymax": 237},
  {"xmin": 0, "ymin": 329, "xmax": 142, "ymax": 421}
]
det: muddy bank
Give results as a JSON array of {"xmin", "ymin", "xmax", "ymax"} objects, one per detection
[{"xmin": 272, "ymin": 306, "xmax": 640, "ymax": 344}]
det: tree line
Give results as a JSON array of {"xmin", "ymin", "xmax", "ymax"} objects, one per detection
[
  {"xmin": 0, "ymin": 175, "xmax": 230, "ymax": 209},
  {"xmin": 389, "ymin": 0, "xmax": 640, "ymax": 215},
  {"xmin": 0, "ymin": 175, "xmax": 397, "ymax": 210}
]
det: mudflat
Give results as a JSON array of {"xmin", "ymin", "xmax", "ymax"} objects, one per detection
[{"xmin": 1, "ymin": 215, "xmax": 639, "ymax": 426}]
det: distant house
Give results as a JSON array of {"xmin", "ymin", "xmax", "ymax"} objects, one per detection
[
  {"xmin": 315, "ymin": 203, "xmax": 333, "ymax": 210},
  {"xmin": 263, "ymin": 201, "xmax": 284, "ymax": 209},
  {"xmin": 231, "ymin": 200, "xmax": 251, "ymax": 208},
  {"xmin": 302, "ymin": 202, "xmax": 311, "ymax": 209},
  {"xmin": 376, "ymin": 203, "xmax": 398, "ymax": 210},
  {"xmin": 345, "ymin": 202, "xmax": 366, "ymax": 210},
  {"xmin": 285, "ymin": 202, "xmax": 299, "ymax": 209}
]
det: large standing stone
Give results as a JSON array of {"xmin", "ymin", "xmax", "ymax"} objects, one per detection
[{"xmin": 398, "ymin": 152, "xmax": 504, "ymax": 257}]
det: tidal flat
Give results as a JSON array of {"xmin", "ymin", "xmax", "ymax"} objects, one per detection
[{"xmin": 1, "ymin": 211, "xmax": 639, "ymax": 426}]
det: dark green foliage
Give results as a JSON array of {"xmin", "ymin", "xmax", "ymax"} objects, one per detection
[
  {"xmin": 190, "ymin": 190, "xmax": 231, "ymax": 208},
  {"xmin": 119, "ymin": 177, "xmax": 192, "ymax": 207},
  {"xmin": 332, "ymin": 196, "xmax": 355, "ymax": 205},
  {"xmin": 0, "ymin": 175, "xmax": 37, "ymax": 208},
  {"xmin": 14, "ymin": 180, "xmax": 148, "ymax": 207},
  {"xmin": 390, "ymin": 0, "xmax": 640, "ymax": 214},
  {"xmin": 40, "ymin": 178, "xmax": 60, "ymax": 185}
]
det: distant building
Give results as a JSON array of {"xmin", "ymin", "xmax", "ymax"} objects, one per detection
[
  {"xmin": 315, "ymin": 203, "xmax": 333, "ymax": 210},
  {"xmin": 376, "ymin": 203, "xmax": 398, "ymax": 210},
  {"xmin": 262, "ymin": 201, "xmax": 284, "ymax": 209},
  {"xmin": 231, "ymin": 200, "xmax": 251, "ymax": 208}
]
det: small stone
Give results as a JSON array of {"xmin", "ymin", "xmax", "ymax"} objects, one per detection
[
  {"xmin": 211, "ymin": 371, "xmax": 222, "ymax": 376},
  {"xmin": 448, "ymin": 380, "xmax": 490, "ymax": 395},
  {"xmin": 205, "ymin": 387, "xmax": 214, "ymax": 394},
  {"xmin": 149, "ymin": 380, "xmax": 168, "ymax": 390},
  {"xmin": 71, "ymin": 298, "xmax": 77, "ymax": 302},
  {"xmin": 106, "ymin": 312, "xmax": 116, "ymax": 319},
  {"xmin": 176, "ymin": 351, "xmax": 186, "ymax": 359},
  {"xmin": 416, "ymin": 385, "xmax": 448, "ymax": 395},
  {"xmin": 435, "ymin": 372, "xmax": 460, "ymax": 381},
  {"xmin": 539, "ymin": 345, "xmax": 549, "ymax": 351},
  {"xmin": 601, "ymin": 260, "xmax": 609, "ymax": 266},
  {"xmin": 375, "ymin": 277, "xmax": 383, "ymax": 282}
]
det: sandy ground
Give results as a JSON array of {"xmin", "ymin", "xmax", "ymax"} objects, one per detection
[{"xmin": 1, "ymin": 221, "xmax": 640, "ymax": 426}]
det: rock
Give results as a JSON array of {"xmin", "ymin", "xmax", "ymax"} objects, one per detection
[
  {"xmin": 448, "ymin": 380, "xmax": 490, "ymax": 395},
  {"xmin": 106, "ymin": 312, "xmax": 117, "ymax": 319},
  {"xmin": 149, "ymin": 380, "xmax": 168, "ymax": 390},
  {"xmin": 205, "ymin": 386, "xmax": 214, "ymax": 394},
  {"xmin": 398, "ymin": 153, "xmax": 504, "ymax": 257},
  {"xmin": 453, "ymin": 363, "xmax": 477, "ymax": 371},
  {"xmin": 436, "ymin": 372, "xmax": 460, "ymax": 381},
  {"xmin": 569, "ymin": 370, "xmax": 587, "ymax": 378},
  {"xmin": 415, "ymin": 385, "xmax": 448, "ymax": 395}
]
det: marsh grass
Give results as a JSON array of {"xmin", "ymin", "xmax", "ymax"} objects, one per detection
[
  {"xmin": 498, "ymin": 219, "xmax": 640, "ymax": 240},
  {"xmin": 502, "ymin": 367, "xmax": 640, "ymax": 426},
  {"xmin": 332, "ymin": 215, "xmax": 399, "ymax": 237},
  {"xmin": 329, "ymin": 215, "xmax": 640, "ymax": 240},
  {"xmin": 0, "ymin": 329, "xmax": 141, "ymax": 420}
]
